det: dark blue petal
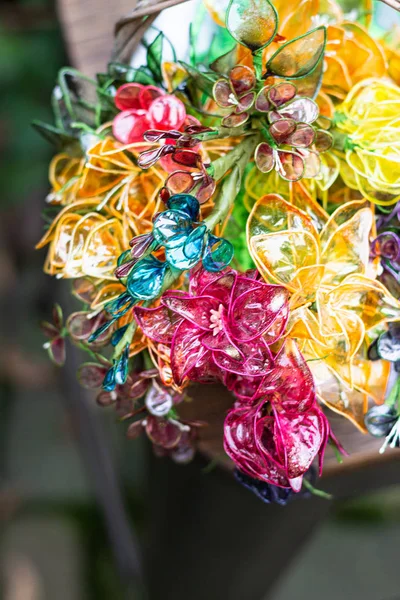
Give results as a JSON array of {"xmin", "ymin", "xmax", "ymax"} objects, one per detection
[
  {"xmin": 88, "ymin": 318, "xmax": 116, "ymax": 343},
  {"xmin": 166, "ymin": 193, "xmax": 200, "ymax": 221},
  {"xmin": 102, "ymin": 362, "xmax": 117, "ymax": 392},
  {"xmin": 104, "ymin": 292, "xmax": 135, "ymax": 317},
  {"xmin": 234, "ymin": 470, "xmax": 294, "ymax": 505},
  {"xmin": 202, "ymin": 234, "xmax": 234, "ymax": 272},
  {"xmin": 126, "ymin": 256, "xmax": 168, "ymax": 300},
  {"xmin": 111, "ymin": 325, "xmax": 129, "ymax": 347}
]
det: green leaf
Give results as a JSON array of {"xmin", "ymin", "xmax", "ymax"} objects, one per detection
[
  {"xmin": 210, "ymin": 44, "xmax": 240, "ymax": 75},
  {"xmin": 145, "ymin": 31, "xmax": 163, "ymax": 82},
  {"xmin": 57, "ymin": 68, "xmax": 99, "ymax": 128},
  {"xmin": 31, "ymin": 120, "xmax": 78, "ymax": 150},
  {"xmin": 179, "ymin": 61, "xmax": 219, "ymax": 96},
  {"xmin": 266, "ymin": 26, "xmax": 326, "ymax": 79},
  {"xmin": 107, "ymin": 62, "xmax": 156, "ymax": 85},
  {"xmin": 226, "ymin": 0, "xmax": 278, "ymax": 52}
]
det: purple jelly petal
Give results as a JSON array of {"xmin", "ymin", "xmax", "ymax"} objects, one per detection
[
  {"xmin": 268, "ymin": 82, "xmax": 297, "ymax": 107},
  {"xmin": 145, "ymin": 416, "xmax": 182, "ymax": 449},
  {"xmin": 255, "ymin": 143, "xmax": 274, "ymax": 174},
  {"xmin": 213, "ymin": 79, "xmax": 235, "ymax": 108},
  {"xmin": 229, "ymin": 65, "xmax": 256, "ymax": 95}
]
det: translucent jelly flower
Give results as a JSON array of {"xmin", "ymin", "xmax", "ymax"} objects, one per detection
[
  {"xmin": 336, "ymin": 79, "xmax": 400, "ymax": 206},
  {"xmin": 134, "ymin": 266, "xmax": 289, "ymax": 385},
  {"xmin": 247, "ymin": 193, "xmax": 400, "ymax": 429},
  {"xmin": 118, "ymin": 194, "xmax": 233, "ymax": 279},
  {"xmin": 253, "ymin": 82, "xmax": 332, "ymax": 181},
  {"xmin": 112, "ymin": 83, "xmax": 186, "ymax": 145},
  {"xmin": 213, "ymin": 65, "xmax": 256, "ymax": 128},
  {"xmin": 224, "ymin": 339, "xmax": 329, "ymax": 491}
]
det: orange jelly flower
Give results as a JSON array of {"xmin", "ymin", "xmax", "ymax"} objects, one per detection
[{"xmin": 247, "ymin": 193, "xmax": 399, "ymax": 429}]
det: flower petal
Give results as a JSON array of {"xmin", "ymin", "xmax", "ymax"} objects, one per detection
[
  {"xmin": 228, "ymin": 284, "xmax": 289, "ymax": 343},
  {"xmin": 162, "ymin": 294, "xmax": 220, "ymax": 330},
  {"xmin": 229, "ymin": 65, "xmax": 256, "ymax": 95},
  {"xmin": 134, "ymin": 304, "xmax": 181, "ymax": 344},
  {"xmin": 171, "ymin": 320, "xmax": 212, "ymax": 385}
]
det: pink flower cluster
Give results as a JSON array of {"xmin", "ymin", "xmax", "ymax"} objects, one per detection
[
  {"xmin": 113, "ymin": 82, "xmax": 187, "ymax": 146},
  {"xmin": 134, "ymin": 267, "xmax": 329, "ymax": 490}
]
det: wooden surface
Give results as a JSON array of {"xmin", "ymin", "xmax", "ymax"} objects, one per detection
[{"xmin": 57, "ymin": 0, "xmax": 137, "ymax": 76}]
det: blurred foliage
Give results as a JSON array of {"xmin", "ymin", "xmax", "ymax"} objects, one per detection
[{"xmin": 0, "ymin": 0, "xmax": 65, "ymax": 208}]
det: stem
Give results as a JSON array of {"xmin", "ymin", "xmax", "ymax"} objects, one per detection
[
  {"xmin": 210, "ymin": 135, "xmax": 257, "ymax": 181},
  {"xmin": 385, "ymin": 375, "xmax": 400, "ymax": 409},
  {"xmin": 302, "ymin": 479, "xmax": 332, "ymax": 500},
  {"xmin": 205, "ymin": 135, "xmax": 259, "ymax": 231}
]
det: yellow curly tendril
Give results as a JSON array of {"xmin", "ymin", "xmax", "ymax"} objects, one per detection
[
  {"xmin": 247, "ymin": 193, "xmax": 400, "ymax": 430},
  {"xmin": 336, "ymin": 78, "xmax": 400, "ymax": 206}
]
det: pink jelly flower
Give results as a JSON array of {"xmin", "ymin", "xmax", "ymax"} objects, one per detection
[
  {"xmin": 112, "ymin": 82, "xmax": 187, "ymax": 145},
  {"xmin": 223, "ymin": 340, "xmax": 329, "ymax": 491},
  {"xmin": 134, "ymin": 266, "xmax": 289, "ymax": 386}
]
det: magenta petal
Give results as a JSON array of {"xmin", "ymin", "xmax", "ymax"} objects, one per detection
[
  {"xmin": 228, "ymin": 285, "xmax": 288, "ymax": 343},
  {"xmin": 201, "ymin": 271, "xmax": 237, "ymax": 305},
  {"xmin": 137, "ymin": 144, "xmax": 175, "ymax": 168},
  {"xmin": 257, "ymin": 341, "xmax": 315, "ymax": 412},
  {"xmin": 213, "ymin": 338, "xmax": 272, "ymax": 377},
  {"xmin": 134, "ymin": 304, "xmax": 181, "ymax": 344},
  {"xmin": 171, "ymin": 320, "xmax": 211, "ymax": 385},
  {"xmin": 272, "ymin": 407, "xmax": 326, "ymax": 479},
  {"xmin": 189, "ymin": 265, "xmax": 233, "ymax": 297},
  {"xmin": 162, "ymin": 294, "xmax": 220, "ymax": 331}
]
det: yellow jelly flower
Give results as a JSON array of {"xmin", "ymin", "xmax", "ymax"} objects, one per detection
[
  {"xmin": 336, "ymin": 78, "xmax": 400, "ymax": 206},
  {"xmin": 247, "ymin": 193, "xmax": 399, "ymax": 429}
]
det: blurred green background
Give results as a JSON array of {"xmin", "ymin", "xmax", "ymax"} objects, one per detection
[{"xmin": 1, "ymin": 1, "xmax": 400, "ymax": 599}]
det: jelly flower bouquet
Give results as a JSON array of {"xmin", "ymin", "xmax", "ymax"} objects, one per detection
[{"xmin": 36, "ymin": 0, "xmax": 400, "ymax": 503}]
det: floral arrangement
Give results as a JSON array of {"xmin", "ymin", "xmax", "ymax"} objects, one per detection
[{"xmin": 36, "ymin": 0, "xmax": 400, "ymax": 503}]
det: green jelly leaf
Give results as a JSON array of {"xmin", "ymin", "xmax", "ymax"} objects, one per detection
[
  {"xmin": 226, "ymin": 0, "xmax": 278, "ymax": 52},
  {"xmin": 266, "ymin": 26, "xmax": 326, "ymax": 79},
  {"xmin": 179, "ymin": 61, "xmax": 219, "ymax": 96},
  {"xmin": 145, "ymin": 32, "xmax": 163, "ymax": 82},
  {"xmin": 107, "ymin": 62, "xmax": 156, "ymax": 86},
  {"xmin": 32, "ymin": 120, "xmax": 79, "ymax": 151},
  {"xmin": 210, "ymin": 44, "xmax": 240, "ymax": 76},
  {"xmin": 56, "ymin": 68, "xmax": 99, "ymax": 130}
]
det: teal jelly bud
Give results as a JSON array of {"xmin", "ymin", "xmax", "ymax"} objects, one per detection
[
  {"xmin": 88, "ymin": 318, "xmax": 116, "ymax": 343},
  {"xmin": 115, "ymin": 344, "xmax": 130, "ymax": 386},
  {"xmin": 104, "ymin": 292, "xmax": 135, "ymax": 318},
  {"xmin": 127, "ymin": 256, "xmax": 168, "ymax": 300},
  {"xmin": 202, "ymin": 235, "xmax": 234, "ymax": 272},
  {"xmin": 153, "ymin": 210, "xmax": 192, "ymax": 249},
  {"xmin": 183, "ymin": 225, "xmax": 207, "ymax": 260},
  {"xmin": 166, "ymin": 194, "xmax": 200, "ymax": 221},
  {"xmin": 111, "ymin": 324, "xmax": 129, "ymax": 347},
  {"xmin": 102, "ymin": 362, "xmax": 117, "ymax": 392},
  {"xmin": 166, "ymin": 244, "xmax": 201, "ymax": 270}
]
